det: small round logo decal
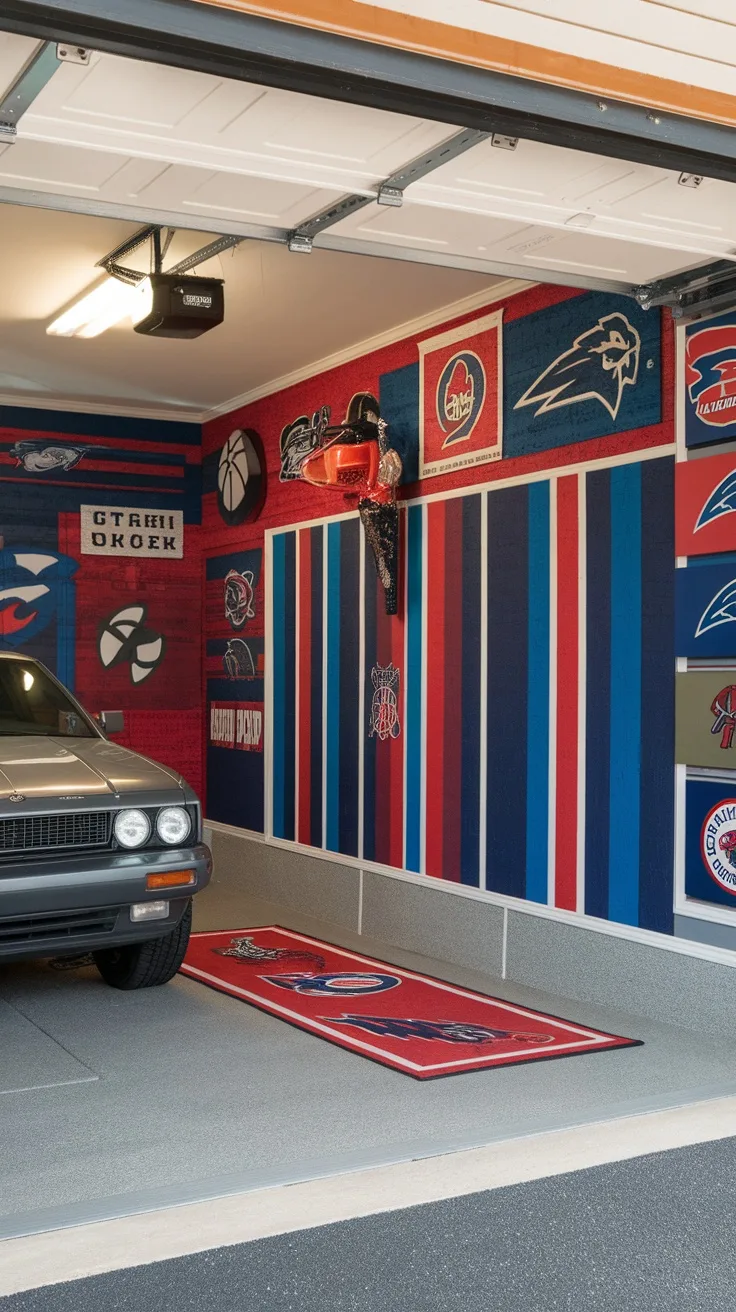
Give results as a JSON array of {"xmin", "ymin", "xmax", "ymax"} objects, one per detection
[
  {"xmin": 7, "ymin": 793, "xmax": 25, "ymax": 803},
  {"xmin": 701, "ymin": 799, "xmax": 736, "ymax": 894}
]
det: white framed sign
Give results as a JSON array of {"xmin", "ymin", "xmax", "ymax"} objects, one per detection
[{"xmin": 80, "ymin": 506, "xmax": 184, "ymax": 559}]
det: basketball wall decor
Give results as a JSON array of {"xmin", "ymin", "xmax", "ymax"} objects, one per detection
[{"xmin": 217, "ymin": 428, "xmax": 266, "ymax": 527}]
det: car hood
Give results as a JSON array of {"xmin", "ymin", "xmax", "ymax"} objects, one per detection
[{"xmin": 0, "ymin": 736, "xmax": 181, "ymax": 802}]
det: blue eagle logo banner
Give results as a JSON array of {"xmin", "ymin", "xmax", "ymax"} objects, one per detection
[
  {"xmin": 695, "ymin": 468, "xmax": 736, "ymax": 531},
  {"xmin": 503, "ymin": 291, "xmax": 661, "ymax": 459},
  {"xmin": 676, "ymin": 562, "xmax": 736, "ymax": 658}
]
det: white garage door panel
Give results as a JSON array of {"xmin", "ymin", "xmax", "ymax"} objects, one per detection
[
  {"xmin": 0, "ymin": 33, "xmax": 39, "ymax": 89},
  {"xmin": 0, "ymin": 139, "xmax": 128, "ymax": 193},
  {"xmin": 336, "ymin": 201, "xmax": 705, "ymax": 283},
  {"xmin": 182, "ymin": 172, "xmax": 325, "ymax": 224}
]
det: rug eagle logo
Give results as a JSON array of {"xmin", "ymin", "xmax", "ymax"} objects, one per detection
[
  {"xmin": 695, "ymin": 468, "xmax": 736, "ymax": 530},
  {"xmin": 263, "ymin": 972, "xmax": 401, "ymax": 996},
  {"xmin": 369, "ymin": 663, "xmax": 401, "ymax": 741},
  {"xmin": 686, "ymin": 324, "xmax": 736, "ymax": 427},
  {"xmin": 436, "ymin": 350, "xmax": 485, "ymax": 446},
  {"xmin": 326, "ymin": 1016, "xmax": 555, "ymax": 1044},
  {"xmin": 701, "ymin": 799, "xmax": 736, "ymax": 894},
  {"xmin": 514, "ymin": 312, "xmax": 640, "ymax": 420}
]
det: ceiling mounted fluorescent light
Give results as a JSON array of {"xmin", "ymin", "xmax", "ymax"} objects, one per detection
[{"xmin": 47, "ymin": 278, "xmax": 139, "ymax": 339}]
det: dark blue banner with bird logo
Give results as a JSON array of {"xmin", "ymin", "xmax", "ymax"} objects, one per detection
[
  {"xmin": 676, "ymin": 560, "xmax": 736, "ymax": 659},
  {"xmin": 503, "ymin": 291, "xmax": 662, "ymax": 459}
]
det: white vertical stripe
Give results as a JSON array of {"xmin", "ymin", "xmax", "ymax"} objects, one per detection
[
  {"xmin": 501, "ymin": 905, "xmax": 508, "ymax": 980},
  {"xmin": 674, "ymin": 761, "xmax": 687, "ymax": 913},
  {"xmin": 547, "ymin": 478, "xmax": 558, "ymax": 907},
  {"xmin": 321, "ymin": 523, "xmax": 328, "ymax": 851},
  {"xmin": 478, "ymin": 492, "xmax": 488, "ymax": 890},
  {"xmin": 357, "ymin": 526, "xmax": 366, "ymax": 862},
  {"xmin": 293, "ymin": 529, "xmax": 300, "ymax": 840},
  {"xmin": 264, "ymin": 530, "xmax": 275, "ymax": 840},
  {"xmin": 357, "ymin": 867, "xmax": 364, "ymax": 936},
  {"xmin": 419, "ymin": 502, "xmax": 428, "ymax": 876},
  {"xmin": 576, "ymin": 472, "xmax": 587, "ymax": 915}
]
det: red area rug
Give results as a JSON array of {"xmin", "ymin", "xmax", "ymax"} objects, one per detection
[{"xmin": 181, "ymin": 927, "xmax": 640, "ymax": 1080}]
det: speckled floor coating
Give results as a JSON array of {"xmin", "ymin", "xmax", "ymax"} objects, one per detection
[
  {"xmin": 4, "ymin": 1136, "xmax": 736, "ymax": 1311},
  {"xmin": 1, "ymin": 875, "xmax": 735, "ymax": 1236}
]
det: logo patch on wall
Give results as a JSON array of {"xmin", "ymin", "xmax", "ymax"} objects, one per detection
[
  {"xmin": 98, "ymin": 605, "xmax": 165, "ymax": 684},
  {"xmin": 701, "ymin": 799, "xmax": 736, "ymax": 895},
  {"xmin": 216, "ymin": 429, "xmax": 266, "ymax": 526},
  {"xmin": 369, "ymin": 662, "xmax": 401, "ymax": 741},
  {"xmin": 685, "ymin": 311, "xmax": 736, "ymax": 448},
  {"xmin": 223, "ymin": 638, "xmax": 256, "ymax": 679},
  {"xmin": 711, "ymin": 685, "xmax": 736, "ymax": 749},
  {"xmin": 514, "ymin": 312, "xmax": 640, "ymax": 421},
  {"xmin": 10, "ymin": 441, "xmax": 87, "ymax": 473},
  {"xmin": 676, "ymin": 452, "xmax": 736, "ymax": 557},
  {"xmin": 419, "ymin": 309, "xmax": 503, "ymax": 479},
  {"xmin": 0, "ymin": 550, "xmax": 78, "ymax": 645},
  {"xmin": 675, "ymin": 562, "xmax": 736, "ymax": 659},
  {"xmin": 224, "ymin": 569, "xmax": 255, "ymax": 630}
]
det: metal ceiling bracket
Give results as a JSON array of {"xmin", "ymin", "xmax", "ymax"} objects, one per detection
[
  {"xmin": 96, "ymin": 225, "xmax": 243, "ymax": 282},
  {"xmin": 0, "ymin": 40, "xmax": 61, "ymax": 139},
  {"xmin": 634, "ymin": 258, "xmax": 736, "ymax": 320},
  {"xmin": 167, "ymin": 233, "xmax": 242, "ymax": 274},
  {"xmin": 56, "ymin": 42, "xmax": 90, "ymax": 65},
  {"xmin": 287, "ymin": 126, "xmax": 490, "ymax": 250}
]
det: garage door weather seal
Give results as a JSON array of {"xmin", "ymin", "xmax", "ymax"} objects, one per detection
[{"xmin": 181, "ymin": 927, "xmax": 640, "ymax": 1079}]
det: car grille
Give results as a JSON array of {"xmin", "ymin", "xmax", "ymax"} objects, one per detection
[
  {"xmin": 0, "ymin": 811, "xmax": 111, "ymax": 856},
  {"xmin": 0, "ymin": 907, "xmax": 121, "ymax": 946}
]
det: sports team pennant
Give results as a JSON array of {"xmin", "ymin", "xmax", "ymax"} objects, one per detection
[{"xmin": 181, "ymin": 927, "xmax": 639, "ymax": 1079}]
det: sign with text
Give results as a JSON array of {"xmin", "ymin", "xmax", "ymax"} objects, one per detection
[
  {"xmin": 209, "ymin": 700, "xmax": 264, "ymax": 752},
  {"xmin": 418, "ymin": 308, "xmax": 503, "ymax": 479},
  {"xmin": 80, "ymin": 506, "xmax": 184, "ymax": 559}
]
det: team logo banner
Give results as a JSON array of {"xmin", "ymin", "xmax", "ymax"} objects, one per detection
[
  {"xmin": 675, "ymin": 670, "xmax": 736, "ymax": 769},
  {"xmin": 685, "ymin": 777, "xmax": 736, "ymax": 909},
  {"xmin": 418, "ymin": 309, "xmax": 503, "ymax": 479},
  {"xmin": 675, "ymin": 561, "xmax": 736, "ymax": 658},
  {"xmin": 503, "ymin": 291, "xmax": 661, "ymax": 459},
  {"xmin": 675, "ymin": 451, "xmax": 736, "ymax": 557},
  {"xmin": 685, "ymin": 311, "xmax": 736, "ymax": 448},
  {"xmin": 181, "ymin": 926, "xmax": 638, "ymax": 1079}
]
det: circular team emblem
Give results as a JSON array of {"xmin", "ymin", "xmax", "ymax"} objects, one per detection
[
  {"xmin": 701, "ymin": 799, "xmax": 736, "ymax": 894},
  {"xmin": 217, "ymin": 429, "xmax": 266, "ymax": 527},
  {"xmin": 436, "ymin": 350, "xmax": 485, "ymax": 447}
]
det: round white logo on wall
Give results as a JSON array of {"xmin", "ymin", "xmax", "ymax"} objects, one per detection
[
  {"xmin": 217, "ymin": 428, "xmax": 266, "ymax": 527},
  {"xmin": 701, "ymin": 799, "xmax": 736, "ymax": 894}
]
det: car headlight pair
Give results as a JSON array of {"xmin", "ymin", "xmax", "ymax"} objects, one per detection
[{"xmin": 114, "ymin": 807, "xmax": 190, "ymax": 849}]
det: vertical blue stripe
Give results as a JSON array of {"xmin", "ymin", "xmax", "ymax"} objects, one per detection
[
  {"xmin": 639, "ymin": 457, "xmax": 675, "ymax": 935},
  {"xmin": 608, "ymin": 463, "xmax": 642, "ymax": 926},
  {"xmin": 57, "ymin": 579, "xmax": 76, "ymax": 691},
  {"xmin": 460, "ymin": 496, "xmax": 482, "ymax": 886},
  {"xmin": 405, "ymin": 504, "xmax": 423, "ymax": 872},
  {"xmin": 525, "ymin": 481, "xmax": 550, "ymax": 904},
  {"xmin": 309, "ymin": 526, "xmax": 324, "ymax": 848},
  {"xmin": 271, "ymin": 533, "xmax": 286, "ymax": 839},
  {"xmin": 486, "ymin": 486, "xmax": 529, "ymax": 898},
  {"xmin": 325, "ymin": 522, "xmax": 342, "ymax": 852},
  {"xmin": 339, "ymin": 519, "xmax": 361, "ymax": 857},
  {"xmin": 584, "ymin": 469, "xmax": 612, "ymax": 919}
]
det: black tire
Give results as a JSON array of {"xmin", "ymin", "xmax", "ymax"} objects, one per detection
[{"xmin": 93, "ymin": 900, "xmax": 192, "ymax": 990}]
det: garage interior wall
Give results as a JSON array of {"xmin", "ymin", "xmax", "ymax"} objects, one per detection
[
  {"xmin": 203, "ymin": 280, "xmax": 678, "ymax": 937},
  {"xmin": 0, "ymin": 405, "xmax": 203, "ymax": 795}
]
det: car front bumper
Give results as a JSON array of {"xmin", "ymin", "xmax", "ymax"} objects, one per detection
[{"xmin": 0, "ymin": 842, "xmax": 212, "ymax": 961}]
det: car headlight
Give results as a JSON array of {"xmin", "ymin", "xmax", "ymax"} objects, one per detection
[
  {"xmin": 156, "ymin": 806, "xmax": 191, "ymax": 845},
  {"xmin": 114, "ymin": 809, "xmax": 151, "ymax": 849}
]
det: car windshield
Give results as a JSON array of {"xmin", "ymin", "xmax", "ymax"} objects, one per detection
[{"xmin": 0, "ymin": 661, "xmax": 95, "ymax": 737}]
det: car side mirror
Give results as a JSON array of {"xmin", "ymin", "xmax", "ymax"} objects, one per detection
[{"xmin": 100, "ymin": 710, "xmax": 125, "ymax": 735}]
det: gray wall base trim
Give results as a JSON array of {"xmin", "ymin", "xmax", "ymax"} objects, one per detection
[{"xmin": 209, "ymin": 829, "xmax": 736, "ymax": 1039}]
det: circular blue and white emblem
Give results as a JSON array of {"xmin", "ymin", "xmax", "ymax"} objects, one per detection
[
  {"xmin": 701, "ymin": 799, "xmax": 736, "ymax": 894},
  {"xmin": 436, "ymin": 350, "xmax": 486, "ymax": 447}
]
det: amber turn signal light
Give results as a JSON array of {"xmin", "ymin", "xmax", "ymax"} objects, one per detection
[{"xmin": 146, "ymin": 870, "xmax": 196, "ymax": 891}]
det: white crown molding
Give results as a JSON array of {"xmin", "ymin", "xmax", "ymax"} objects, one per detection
[
  {"xmin": 201, "ymin": 279, "xmax": 533, "ymax": 422},
  {"xmin": 0, "ymin": 392, "xmax": 206, "ymax": 425}
]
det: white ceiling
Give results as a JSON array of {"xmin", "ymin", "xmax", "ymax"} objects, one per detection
[
  {"xmin": 0, "ymin": 201, "xmax": 499, "ymax": 418},
  {"xmin": 0, "ymin": 28, "xmax": 732, "ymax": 417}
]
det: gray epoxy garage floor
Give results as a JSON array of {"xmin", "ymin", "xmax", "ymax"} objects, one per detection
[{"xmin": 1, "ymin": 874, "xmax": 736, "ymax": 1238}]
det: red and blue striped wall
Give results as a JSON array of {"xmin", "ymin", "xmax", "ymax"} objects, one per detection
[{"xmin": 269, "ymin": 452, "xmax": 674, "ymax": 934}]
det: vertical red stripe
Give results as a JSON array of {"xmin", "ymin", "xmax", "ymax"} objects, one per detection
[
  {"xmin": 425, "ymin": 502, "xmax": 446, "ymax": 878},
  {"xmin": 442, "ymin": 499, "xmax": 464, "ymax": 882},
  {"xmin": 297, "ymin": 528, "xmax": 312, "ymax": 845},
  {"xmin": 389, "ymin": 511, "xmax": 406, "ymax": 870},
  {"xmin": 555, "ymin": 476, "xmax": 578, "ymax": 911}
]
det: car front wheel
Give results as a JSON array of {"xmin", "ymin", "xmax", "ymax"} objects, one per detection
[{"xmin": 93, "ymin": 900, "xmax": 192, "ymax": 990}]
